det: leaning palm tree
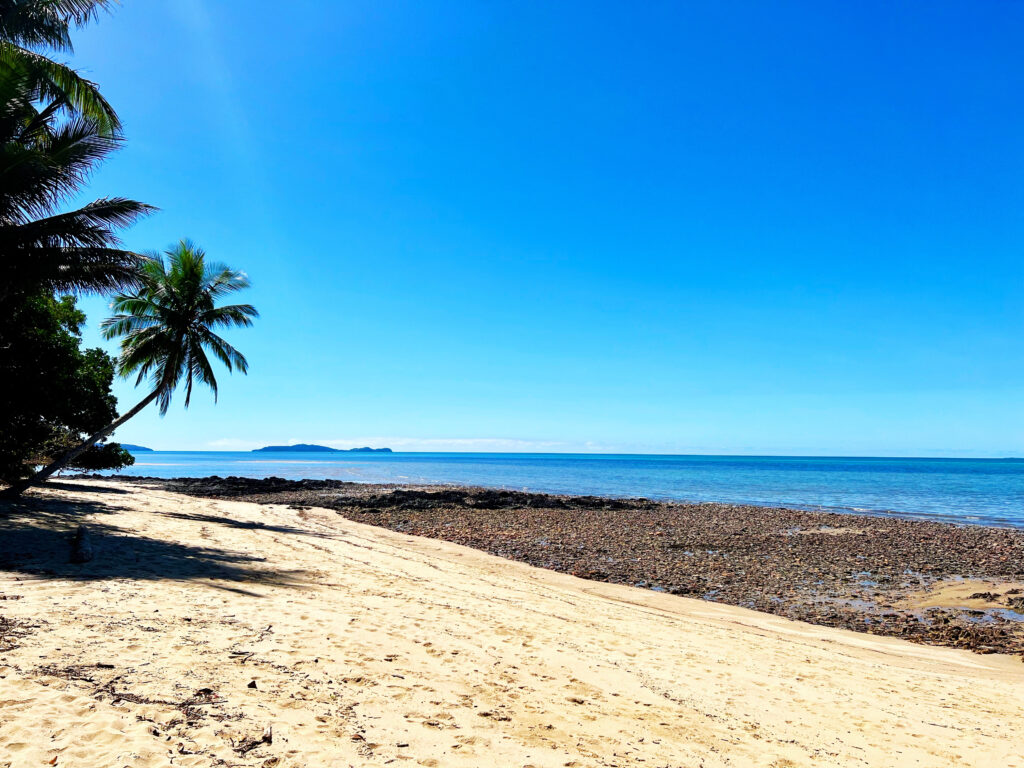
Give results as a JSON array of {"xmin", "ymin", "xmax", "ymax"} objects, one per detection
[
  {"xmin": 0, "ymin": 67, "xmax": 153, "ymax": 305},
  {"xmin": 0, "ymin": 0, "xmax": 120, "ymax": 134},
  {"xmin": 6, "ymin": 240, "xmax": 258, "ymax": 495}
]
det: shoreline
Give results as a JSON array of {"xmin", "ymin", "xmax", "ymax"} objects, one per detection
[
  {"xmin": 95, "ymin": 450, "xmax": 1024, "ymax": 529},
  {"xmin": 1, "ymin": 479, "xmax": 1023, "ymax": 766},
  {"xmin": 94, "ymin": 470, "xmax": 1024, "ymax": 530},
  {"xmin": 94, "ymin": 474, "xmax": 1024, "ymax": 659}
]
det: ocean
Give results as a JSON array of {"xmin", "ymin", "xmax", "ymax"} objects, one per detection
[{"xmin": 96, "ymin": 451, "xmax": 1024, "ymax": 529}]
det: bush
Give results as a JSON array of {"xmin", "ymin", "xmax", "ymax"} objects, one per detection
[
  {"xmin": 0, "ymin": 294, "xmax": 121, "ymax": 483},
  {"xmin": 67, "ymin": 443, "xmax": 136, "ymax": 472}
]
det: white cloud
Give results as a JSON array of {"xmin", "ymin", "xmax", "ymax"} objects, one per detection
[
  {"xmin": 207, "ymin": 438, "xmax": 263, "ymax": 450},
  {"xmin": 313, "ymin": 437, "xmax": 571, "ymax": 452}
]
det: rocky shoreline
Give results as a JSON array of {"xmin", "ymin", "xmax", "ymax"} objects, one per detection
[{"xmin": 100, "ymin": 475, "xmax": 1024, "ymax": 658}]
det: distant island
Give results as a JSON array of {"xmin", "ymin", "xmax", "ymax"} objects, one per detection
[
  {"xmin": 253, "ymin": 444, "xmax": 392, "ymax": 453},
  {"xmin": 119, "ymin": 444, "xmax": 153, "ymax": 452}
]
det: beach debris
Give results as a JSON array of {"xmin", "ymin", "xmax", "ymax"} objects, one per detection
[
  {"xmin": 233, "ymin": 724, "xmax": 273, "ymax": 755},
  {"xmin": 478, "ymin": 710, "xmax": 512, "ymax": 721},
  {"xmin": 69, "ymin": 525, "xmax": 93, "ymax": 563},
  {"xmin": 37, "ymin": 662, "xmax": 114, "ymax": 683},
  {"xmin": 0, "ymin": 614, "xmax": 34, "ymax": 651},
  {"xmin": 34, "ymin": 667, "xmax": 226, "ymax": 717},
  {"xmin": 248, "ymin": 679, "xmax": 258, "ymax": 689},
  {"xmin": 188, "ymin": 687, "xmax": 224, "ymax": 705}
]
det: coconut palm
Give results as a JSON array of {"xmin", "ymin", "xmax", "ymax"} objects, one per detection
[
  {"xmin": 0, "ymin": 67, "xmax": 153, "ymax": 305},
  {"xmin": 0, "ymin": 0, "xmax": 120, "ymax": 134},
  {"xmin": 7, "ymin": 240, "xmax": 258, "ymax": 495}
]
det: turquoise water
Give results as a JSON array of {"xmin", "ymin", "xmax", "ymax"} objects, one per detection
[{"xmin": 97, "ymin": 452, "xmax": 1024, "ymax": 528}]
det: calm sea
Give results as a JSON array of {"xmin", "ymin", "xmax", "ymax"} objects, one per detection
[{"xmin": 96, "ymin": 451, "xmax": 1024, "ymax": 529}]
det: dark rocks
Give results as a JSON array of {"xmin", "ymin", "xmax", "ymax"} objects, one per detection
[
  {"xmin": 102, "ymin": 476, "xmax": 350, "ymax": 499},
  {"xmin": 968, "ymin": 592, "xmax": 1001, "ymax": 601}
]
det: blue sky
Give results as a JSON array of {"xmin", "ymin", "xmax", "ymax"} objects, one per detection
[{"xmin": 70, "ymin": 0, "xmax": 1023, "ymax": 455}]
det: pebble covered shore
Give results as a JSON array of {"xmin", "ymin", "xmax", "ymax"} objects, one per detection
[{"xmin": 109, "ymin": 475, "xmax": 1024, "ymax": 658}]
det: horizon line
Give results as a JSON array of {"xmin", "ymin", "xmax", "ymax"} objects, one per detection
[{"xmin": 119, "ymin": 449, "xmax": 1023, "ymax": 460}]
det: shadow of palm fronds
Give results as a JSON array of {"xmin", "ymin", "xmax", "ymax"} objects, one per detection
[{"xmin": 0, "ymin": 492, "xmax": 308, "ymax": 594}]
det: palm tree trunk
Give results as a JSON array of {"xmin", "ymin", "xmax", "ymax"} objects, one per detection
[{"xmin": 3, "ymin": 389, "xmax": 160, "ymax": 497}]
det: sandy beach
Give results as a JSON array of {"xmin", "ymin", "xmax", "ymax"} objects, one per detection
[
  {"xmin": 118, "ymin": 475, "xmax": 1024, "ymax": 657},
  {"xmin": 2, "ymin": 479, "xmax": 1023, "ymax": 767}
]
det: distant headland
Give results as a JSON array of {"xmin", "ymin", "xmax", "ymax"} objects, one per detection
[
  {"xmin": 253, "ymin": 444, "xmax": 392, "ymax": 453},
  {"xmin": 120, "ymin": 444, "xmax": 154, "ymax": 452}
]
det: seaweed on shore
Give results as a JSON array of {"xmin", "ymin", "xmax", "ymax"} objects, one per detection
[{"xmin": 0, "ymin": 614, "xmax": 33, "ymax": 651}]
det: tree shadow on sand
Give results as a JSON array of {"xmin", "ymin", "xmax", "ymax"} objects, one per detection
[
  {"xmin": 152, "ymin": 508, "xmax": 333, "ymax": 539},
  {"xmin": 42, "ymin": 479, "xmax": 132, "ymax": 494},
  {"xmin": 0, "ymin": 492, "xmax": 308, "ymax": 596}
]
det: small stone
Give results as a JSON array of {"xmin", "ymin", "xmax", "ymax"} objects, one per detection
[{"xmin": 69, "ymin": 525, "xmax": 93, "ymax": 563}]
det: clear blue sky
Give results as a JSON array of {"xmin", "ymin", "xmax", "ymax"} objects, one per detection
[{"xmin": 71, "ymin": 0, "xmax": 1023, "ymax": 456}]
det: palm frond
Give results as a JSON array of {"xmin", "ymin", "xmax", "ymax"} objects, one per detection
[
  {"xmin": 0, "ymin": 0, "xmax": 73, "ymax": 50},
  {"xmin": 198, "ymin": 327, "xmax": 249, "ymax": 374},
  {"xmin": 201, "ymin": 303, "xmax": 259, "ymax": 329},
  {"xmin": 0, "ymin": 42, "xmax": 119, "ymax": 134},
  {"xmin": 0, "ymin": 244, "xmax": 146, "ymax": 295},
  {"xmin": 102, "ymin": 240, "xmax": 256, "ymax": 413},
  {"xmin": 0, "ymin": 66, "xmax": 153, "ymax": 296},
  {"xmin": 6, "ymin": 197, "xmax": 154, "ymax": 243},
  {"xmin": 99, "ymin": 311, "xmax": 159, "ymax": 337},
  {"xmin": 1, "ymin": 118, "xmax": 126, "ymax": 221},
  {"xmin": 185, "ymin": 344, "xmax": 218, "ymax": 406}
]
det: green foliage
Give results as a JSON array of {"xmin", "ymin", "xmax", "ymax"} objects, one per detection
[
  {"xmin": 0, "ymin": 66, "xmax": 154, "ymax": 304},
  {"xmin": 66, "ymin": 441, "xmax": 134, "ymax": 471},
  {"xmin": 33, "ymin": 427, "xmax": 134, "ymax": 471},
  {"xmin": 0, "ymin": 291, "xmax": 121, "ymax": 482},
  {"xmin": 0, "ymin": 2, "xmax": 166, "ymax": 491},
  {"xmin": 0, "ymin": 0, "xmax": 120, "ymax": 134},
  {"xmin": 102, "ymin": 240, "xmax": 258, "ymax": 414}
]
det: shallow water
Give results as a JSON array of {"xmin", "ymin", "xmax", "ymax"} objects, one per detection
[{"xmin": 96, "ymin": 452, "xmax": 1024, "ymax": 529}]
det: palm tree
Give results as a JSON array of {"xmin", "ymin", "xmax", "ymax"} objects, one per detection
[
  {"xmin": 6, "ymin": 240, "xmax": 258, "ymax": 495},
  {"xmin": 0, "ymin": 67, "xmax": 153, "ymax": 305},
  {"xmin": 0, "ymin": 0, "xmax": 120, "ymax": 134}
]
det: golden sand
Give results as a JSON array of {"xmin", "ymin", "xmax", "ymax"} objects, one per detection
[
  {"xmin": 1, "ymin": 480, "xmax": 1022, "ymax": 767},
  {"xmin": 902, "ymin": 578, "xmax": 1024, "ymax": 611}
]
